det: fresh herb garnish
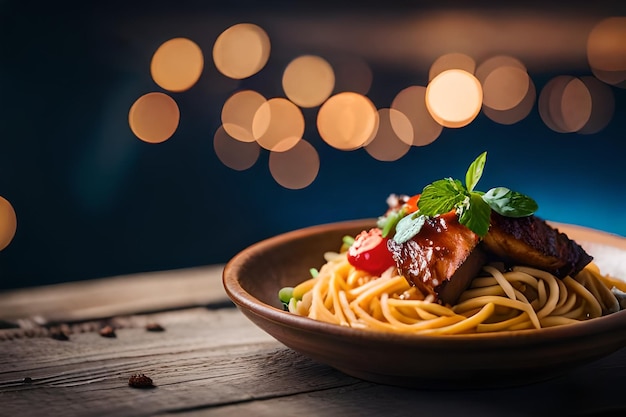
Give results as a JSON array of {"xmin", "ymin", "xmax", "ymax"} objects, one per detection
[
  {"xmin": 393, "ymin": 212, "xmax": 427, "ymax": 243},
  {"xmin": 393, "ymin": 151, "xmax": 538, "ymax": 242}
]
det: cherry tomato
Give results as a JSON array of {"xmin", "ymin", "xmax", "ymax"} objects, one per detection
[
  {"xmin": 404, "ymin": 194, "xmax": 421, "ymax": 214},
  {"xmin": 347, "ymin": 228, "xmax": 396, "ymax": 276}
]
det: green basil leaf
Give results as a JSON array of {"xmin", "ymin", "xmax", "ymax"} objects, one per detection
[
  {"xmin": 393, "ymin": 213, "xmax": 427, "ymax": 244},
  {"xmin": 418, "ymin": 178, "xmax": 466, "ymax": 216},
  {"xmin": 459, "ymin": 192, "xmax": 492, "ymax": 237},
  {"xmin": 465, "ymin": 151, "xmax": 487, "ymax": 192},
  {"xmin": 482, "ymin": 187, "xmax": 538, "ymax": 217}
]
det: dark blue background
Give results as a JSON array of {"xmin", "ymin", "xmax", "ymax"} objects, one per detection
[{"xmin": 1, "ymin": 2, "xmax": 625, "ymax": 290}]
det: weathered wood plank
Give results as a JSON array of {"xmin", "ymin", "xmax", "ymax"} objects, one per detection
[
  {"xmin": 0, "ymin": 307, "xmax": 362, "ymax": 417},
  {"xmin": 0, "ymin": 265, "xmax": 227, "ymax": 323},
  {"xmin": 2, "ymin": 307, "xmax": 626, "ymax": 417}
]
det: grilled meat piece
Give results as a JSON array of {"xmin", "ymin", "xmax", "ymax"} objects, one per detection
[
  {"xmin": 387, "ymin": 212, "xmax": 486, "ymax": 306},
  {"xmin": 482, "ymin": 213, "xmax": 593, "ymax": 278}
]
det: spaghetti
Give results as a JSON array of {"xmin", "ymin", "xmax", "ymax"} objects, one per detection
[{"xmin": 284, "ymin": 250, "xmax": 624, "ymax": 335}]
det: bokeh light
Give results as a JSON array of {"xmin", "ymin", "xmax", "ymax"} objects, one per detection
[
  {"xmin": 429, "ymin": 52, "xmax": 476, "ymax": 80},
  {"xmin": 475, "ymin": 55, "xmax": 526, "ymax": 84},
  {"xmin": 364, "ymin": 109, "xmax": 412, "ymax": 162},
  {"xmin": 221, "ymin": 90, "xmax": 267, "ymax": 142},
  {"xmin": 150, "ymin": 37, "xmax": 204, "ymax": 92},
  {"xmin": 482, "ymin": 79, "xmax": 536, "ymax": 125},
  {"xmin": 129, "ymin": 92, "xmax": 180, "ymax": 143},
  {"xmin": 391, "ymin": 86, "xmax": 443, "ymax": 146},
  {"xmin": 538, "ymin": 75, "xmax": 571, "ymax": 133},
  {"xmin": 578, "ymin": 76, "xmax": 615, "ymax": 134},
  {"xmin": 213, "ymin": 23, "xmax": 271, "ymax": 80},
  {"xmin": 317, "ymin": 92, "xmax": 379, "ymax": 150},
  {"xmin": 214, "ymin": 126, "xmax": 261, "ymax": 171},
  {"xmin": 426, "ymin": 69, "xmax": 483, "ymax": 128},
  {"xmin": 476, "ymin": 55, "xmax": 534, "ymax": 126},
  {"xmin": 252, "ymin": 98, "xmax": 304, "ymax": 152},
  {"xmin": 539, "ymin": 75, "xmax": 593, "ymax": 133},
  {"xmin": 560, "ymin": 77, "xmax": 592, "ymax": 132},
  {"xmin": 482, "ymin": 66, "xmax": 530, "ymax": 111},
  {"xmin": 268, "ymin": 139, "xmax": 320, "ymax": 189},
  {"xmin": 282, "ymin": 55, "xmax": 335, "ymax": 108},
  {"xmin": 127, "ymin": 17, "xmax": 623, "ymax": 191},
  {"xmin": 587, "ymin": 17, "xmax": 626, "ymax": 88},
  {"xmin": 0, "ymin": 196, "xmax": 17, "ymax": 251}
]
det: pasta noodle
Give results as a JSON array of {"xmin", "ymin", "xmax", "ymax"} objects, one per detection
[{"xmin": 285, "ymin": 251, "xmax": 623, "ymax": 335}]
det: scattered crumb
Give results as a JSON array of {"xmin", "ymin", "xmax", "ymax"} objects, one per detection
[
  {"xmin": 50, "ymin": 328, "xmax": 70, "ymax": 341},
  {"xmin": 99, "ymin": 325, "xmax": 117, "ymax": 338},
  {"xmin": 128, "ymin": 373, "xmax": 154, "ymax": 389},
  {"xmin": 146, "ymin": 322, "xmax": 165, "ymax": 332}
]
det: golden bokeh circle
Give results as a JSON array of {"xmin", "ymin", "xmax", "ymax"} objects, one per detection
[
  {"xmin": 316, "ymin": 92, "xmax": 379, "ymax": 150},
  {"xmin": 214, "ymin": 125, "xmax": 261, "ymax": 171},
  {"xmin": 0, "ymin": 196, "xmax": 17, "ymax": 251},
  {"xmin": 429, "ymin": 53, "xmax": 476, "ymax": 81},
  {"xmin": 129, "ymin": 92, "xmax": 180, "ymax": 143},
  {"xmin": 391, "ymin": 86, "xmax": 443, "ymax": 146},
  {"xmin": 213, "ymin": 23, "xmax": 271, "ymax": 80},
  {"xmin": 269, "ymin": 139, "xmax": 320, "ymax": 190},
  {"xmin": 482, "ymin": 66, "xmax": 530, "ymax": 111},
  {"xmin": 221, "ymin": 90, "xmax": 267, "ymax": 143},
  {"xmin": 282, "ymin": 55, "xmax": 335, "ymax": 108},
  {"xmin": 364, "ymin": 109, "xmax": 412, "ymax": 162},
  {"xmin": 426, "ymin": 69, "xmax": 483, "ymax": 128},
  {"xmin": 252, "ymin": 98, "xmax": 304, "ymax": 152},
  {"xmin": 587, "ymin": 17, "xmax": 626, "ymax": 87},
  {"xmin": 150, "ymin": 37, "xmax": 204, "ymax": 92}
]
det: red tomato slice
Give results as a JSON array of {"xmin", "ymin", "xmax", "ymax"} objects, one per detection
[
  {"xmin": 347, "ymin": 228, "xmax": 396, "ymax": 276},
  {"xmin": 404, "ymin": 194, "xmax": 421, "ymax": 214}
]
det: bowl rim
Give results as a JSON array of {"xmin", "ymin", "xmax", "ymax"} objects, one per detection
[{"xmin": 223, "ymin": 218, "xmax": 626, "ymax": 348}]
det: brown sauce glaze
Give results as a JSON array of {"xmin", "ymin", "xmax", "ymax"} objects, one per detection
[{"xmin": 387, "ymin": 212, "xmax": 483, "ymax": 305}]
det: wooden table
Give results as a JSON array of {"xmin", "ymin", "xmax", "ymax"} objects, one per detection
[{"xmin": 2, "ymin": 265, "xmax": 626, "ymax": 417}]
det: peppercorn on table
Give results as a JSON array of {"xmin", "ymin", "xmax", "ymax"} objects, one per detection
[{"xmin": 1, "ymin": 266, "xmax": 626, "ymax": 417}]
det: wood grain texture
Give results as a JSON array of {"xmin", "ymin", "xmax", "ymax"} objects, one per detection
[
  {"xmin": 0, "ymin": 307, "xmax": 362, "ymax": 417},
  {"xmin": 2, "ymin": 307, "xmax": 626, "ymax": 417},
  {"xmin": 0, "ymin": 265, "xmax": 227, "ymax": 324}
]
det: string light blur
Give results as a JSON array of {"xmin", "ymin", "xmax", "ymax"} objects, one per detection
[
  {"xmin": 124, "ymin": 15, "xmax": 625, "ymax": 190},
  {"xmin": 4, "ymin": 9, "xmax": 626, "ymax": 265}
]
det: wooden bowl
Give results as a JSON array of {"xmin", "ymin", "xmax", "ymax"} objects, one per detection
[{"xmin": 223, "ymin": 219, "xmax": 626, "ymax": 389}]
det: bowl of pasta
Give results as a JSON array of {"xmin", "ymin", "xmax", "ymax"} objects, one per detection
[
  {"xmin": 223, "ymin": 218, "xmax": 626, "ymax": 389},
  {"xmin": 223, "ymin": 152, "xmax": 626, "ymax": 388}
]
